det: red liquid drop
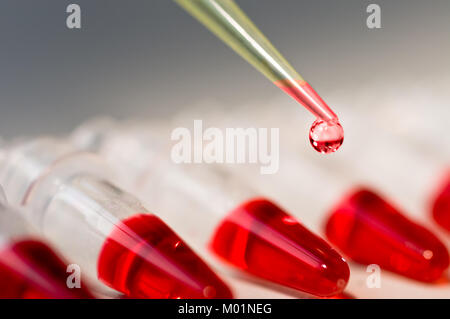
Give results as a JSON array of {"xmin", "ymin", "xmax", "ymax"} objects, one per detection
[
  {"xmin": 0, "ymin": 240, "xmax": 94, "ymax": 299},
  {"xmin": 97, "ymin": 214, "xmax": 233, "ymax": 299},
  {"xmin": 325, "ymin": 188, "xmax": 450, "ymax": 282},
  {"xmin": 431, "ymin": 173, "xmax": 450, "ymax": 232},
  {"xmin": 210, "ymin": 198, "xmax": 350, "ymax": 297},
  {"xmin": 309, "ymin": 119, "xmax": 344, "ymax": 154}
]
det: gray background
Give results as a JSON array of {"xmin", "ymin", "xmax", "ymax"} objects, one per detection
[{"xmin": 0, "ymin": 0, "xmax": 449, "ymax": 137}]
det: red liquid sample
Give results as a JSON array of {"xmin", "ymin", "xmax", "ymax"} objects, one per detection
[
  {"xmin": 325, "ymin": 188, "xmax": 450, "ymax": 282},
  {"xmin": 324, "ymin": 292, "xmax": 355, "ymax": 299},
  {"xmin": 210, "ymin": 198, "xmax": 350, "ymax": 297},
  {"xmin": 97, "ymin": 214, "xmax": 233, "ymax": 299},
  {"xmin": 309, "ymin": 119, "xmax": 344, "ymax": 154},
  {"xmin": 431, "ymin": 173, "xmax": 450, "ymax": 232},
  {"xmin": 0, "ymin": 240, "xmax": 94, "ymax": 299}
]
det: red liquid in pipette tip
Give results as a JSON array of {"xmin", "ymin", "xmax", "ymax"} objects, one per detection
[
  {"xmin": 98, "ymin": 214, "xmax": 233, "ymax": 299},
  {"xmin": 325, "ymin": 188, "xmax": 450, "ymax": 282},
  {"xmin": 275, "ymin": 80, "xmax": 344, "ymax": 154},
  {"xmin": 210, "ymin": 198, "xmax": 350, "ymax": 297},
  {"xmin": 0, "ymin": 240, "xmax": 94, "ymax": 299},
  {"xmin": 324, "ymin": 291, "xmax": 355, "ymax": 299}
]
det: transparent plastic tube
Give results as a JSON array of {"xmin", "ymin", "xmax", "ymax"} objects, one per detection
[
  {"xmin": 0, "ymin": 138, "xmax": 233, "ymax": 299},
  {"xmin": 0, "ymin": 190, "xmax": 95, "ymax": 299},
  {"xmin": 72, "ymin": 121, "xmax": 350, "ymax": 297},
  {"xmin": 325, "ymin": 188, "xmax": 449, "ymax": 283}
]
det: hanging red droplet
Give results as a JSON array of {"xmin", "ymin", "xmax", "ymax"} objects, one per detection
[
  {"xmin": 210, "ymin": 198, "xmax": 350, "ymax": 297},
  {"xmin": 98, "ymin": 214, "xmax": 233, "ymax": 299},
  {"xmin": 325, "ymin": 188, "xmax": 450, "ymax": 282},
  {"xmin": 0, "ymin": 240, "xmax": 94, "ymax": 299},
  {"xmin": 431, "ymin": 172, "xmax": 450, "ymax": 232}
]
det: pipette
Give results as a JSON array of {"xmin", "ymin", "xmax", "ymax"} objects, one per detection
[
  {"xmin": 0, "ymin": 187, "xmax": 95, "ymax": 299},
  {"xmin": 175, "ymin": 0, "xmax": 344, "ymax": 154},
  {"xmin": 431, "ymin": 171, "xmax": 450, "ymax": 232},
  {"xmin": 72, "ymin": 120, "xmax": 350, "ymax": 297},
  {"xmin": 0, "ymin": 138, "xmax": 233, "ymax": 299}
]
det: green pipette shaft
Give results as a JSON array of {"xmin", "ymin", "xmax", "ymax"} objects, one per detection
[{"xmin": 175, "ymin": 0, "xmax": 339, "ymax": 122}]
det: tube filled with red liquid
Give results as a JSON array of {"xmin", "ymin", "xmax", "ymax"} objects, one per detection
[
  {"xmin": 72, "ymin": 121, "xmax": 350, "ymax": 297},
  {"xmin": 325, "ymin": 188, "xmax": 449, "ymax": 282},
  {"xmin": 0, "ymin": 189, "xmax": 94, "ymax": 299},
  {"xmin": 0, "ymin": 138, "xmax": 232, "ymax": 299},
  {"xmin": 431, "ymin": 172, "xmax": 450, "ymax": 232}
]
